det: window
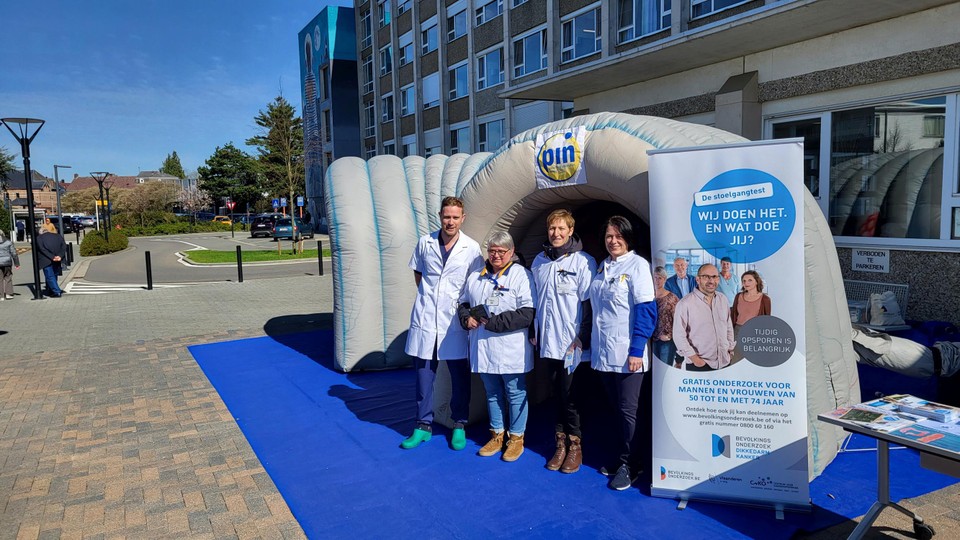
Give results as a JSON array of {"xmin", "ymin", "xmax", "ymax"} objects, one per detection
[
  {"xmin": 422, "ymin": 72, "xmax": 440, "ymax": 109},
  {"xmin": 401, "ymin": 84, "xmax": 416, "ymax": 116},
  {"xmin": 450, "ymin": 123, "xmax": 471, "ymax": 153},
  {"xmin": 381, "ymin": 93, "xmax": 394, "ymax": 123},
  {"xmin": 475, "ymin": 0, "xmax": 503, "ymax": 26},
  {"xmin": 319, "ymin": 67, "xmax": 328, "ymax": 100},
  {"xmin": 562, "ymin": 6, "xmax": 602, "ymax": 63},
  {"xmin": 322, "ymin": 109, "xmax": 332, "ymax": 143},
  {"xmin": 449, "ymin": 62, "xmax": 468, "ymax": 100},
  {"xmin": 364, "ymin": 101, "xmax": 376, "ymax": 138},
  {"xmin": 378, "ymin": 0, "xmax": 391, "ymax": 27},
  {"xmin": 398, "ymin": 32, "xmax": 414, "ymax": 66},
  {"xmin": 398, "ymin": 0, "xmax": 412, "ymax": 15},
  {"xmin": 561, "ymin": 101, "xmax": 575, "ymax": 119},
  {"xmin": 478, "ymin": 118, "xmax": 504, "ymax": 151},
  {"xmin": 424, "ymin": 129, "xmax": 442, "ymax": 157},
  {"xmin": 691, "ymin": 0, "xmax": 750, "ymax": 19},
  {"xmin": 383, "ymin": 142, "xmax": 396, "ymax": 155},
  {"xmin": 360, "ymin": 9, "xmax": 372, "ymax": 49},
  {"xmin": 512, "ymin": 0, "xmax": 528, "ymax": 6},
  {"xmin": 421, "ymin": 17, "xmax": 438, "ymax": 55},
  {"xmin": 447, "ymin": 9, "xmax": 467, "ymax": 41},
  {"xmin": 828, "ymin": 96, "xmax": 946, "ymax": 240},
  {"xmin": 513, "ymin": 29, "xmax": 547, "ymax": 78},
  {"xmin": 618, "ymin": 0, "xmax": 670, "ymax": 43},
  {"xmin": 362, "ymin": 56, "xmax": 374, "ymax": 94},
  {"xmin": 477, "ymin": 48, "xmax": 503, "ymax": 90},
  {"xmin": 366, "ymin": 145, "xmax": 377, "ymax": 159},
  {"xmin": 924, "ymin": 115, "xmax": 946, "ymax": 138},
  {"xmin": 402, "ymin": 135, "xmax": 417, "ymax": 157},
  {"xmin": 379, "ymin": 45, "xmax": 393, "ymax": 76},
  {"xmin": 772, "ymin": 118, "xmax": 821, "ymax": 198}
]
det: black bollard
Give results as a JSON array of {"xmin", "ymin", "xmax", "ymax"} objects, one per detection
[
  {"xmin": 317, "ymin": 240, "xmax": 324, "ymax": 276},
  {"xmin": 236, "ymin": 245, "xmax": 244, "ymax": 283},
  {"xmin": 66, "ymin": 243, "xmax": 74, "ymax": 265},
  {"xmin": 145, "ymin": 251, "xmax": 153, "ymax": 290}
]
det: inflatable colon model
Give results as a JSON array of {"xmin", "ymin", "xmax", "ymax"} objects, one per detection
[{"xmin": 324, "ymin": 112, "xmax": 860, "ymax": 479}]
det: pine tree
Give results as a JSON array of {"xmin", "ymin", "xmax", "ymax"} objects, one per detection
[
  {"xmin": 160, "ymin": 151, "xmax": 186, "ymax": 179},
  {"xmin": 245, "ymin": 96, "xmax": 304, "ymax": 211}
]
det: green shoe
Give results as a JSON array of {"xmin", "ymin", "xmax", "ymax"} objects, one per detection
[
  {"xmin": 401, "ymin": 428, "xmax": 432, "ymax": 449},
  {"xmin": 450, "ymin": 425, "xmax": 466, "ymax": 451}
]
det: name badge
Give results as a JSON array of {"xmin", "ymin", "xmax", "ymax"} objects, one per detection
[{"xmin": 485, "ymin": 296, "xmax": 500, "ymax": 306}]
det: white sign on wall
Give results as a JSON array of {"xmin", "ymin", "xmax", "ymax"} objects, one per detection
[{"xmin": 851, "ymin": 249, "xmax": 889, "ymax": 273}]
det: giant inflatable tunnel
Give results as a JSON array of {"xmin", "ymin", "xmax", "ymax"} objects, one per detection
[{"xmin": 324, "ymin": 112, "xmax": 860, "ymax": 478}]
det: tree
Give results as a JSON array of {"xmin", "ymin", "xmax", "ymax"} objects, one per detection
[
  {"xmin": 0, "ymin": 146, "xmax": 14, "ymax": 182},
  {"xmin": 121, "ymin": 182, "xmax": 178, "ymax": 227},
  {"xmin": 62, "ymin": 187, "xmax": 101, "ymax": 214},
  {"xmin": 178, "ymin": 186, "xmax": 211, "ymax": 217},
  {"xmin": 245, "ymin": 95, "xmax": 304, "ymax": 211},
  {"xmin": 160, "ymin": 151, "xmax": 186, "ymax": 179},
  {"xmin": 197, "ymin": 143, "xmax": 261, "ymax": 210}
]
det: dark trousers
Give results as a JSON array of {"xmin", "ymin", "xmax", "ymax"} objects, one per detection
[
  {"xmin": 685, "ymin": 363, "xmax": 715, "ymax": 372},
  {"xmin": 415, "ymin": 355, "xmax": 470, "ymax": 427},
  {"xmin": 545, "ymin": 359, "xmax": 583, "ymax": 438},
  {"xmin": 600, "ymin": 370, "xmax": 649, "ymax": 470},
  {"xmin": 42, "ymin": 265, "xmax": 62, "ymax": 296}
]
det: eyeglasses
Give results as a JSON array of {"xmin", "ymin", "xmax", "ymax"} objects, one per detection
[
  {"xmin": 698, "ymin": 274, "xmax": 720, "ymax": 280},
  {"xmin": 488, "ymin": 249, "xmax": 510, "ymax": 256}
]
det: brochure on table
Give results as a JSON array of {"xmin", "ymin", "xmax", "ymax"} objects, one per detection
[
  {"xmin": 823, "ymin": 395, "xmax": 960, "ymax": 455},
  {"xmin": 648, "ymin": 140, "xmax": 809, "ymax": 510}
]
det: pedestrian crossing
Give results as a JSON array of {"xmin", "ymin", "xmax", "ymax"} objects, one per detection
[{"xmin": 63, "ymin": 280, "xmax": 201, "ymax": 295}]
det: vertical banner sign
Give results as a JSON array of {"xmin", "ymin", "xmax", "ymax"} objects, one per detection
[
  {"xmin": 534, "ymin": 126, "xmax": 587, "ymax": 190},
  {"xmin": 648, "ymin": 140, "xmax": 809, "ymax": 511}
]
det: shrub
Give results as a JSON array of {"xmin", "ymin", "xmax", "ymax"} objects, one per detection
[
  {"xmin": 118, "ymin": 220, "xmax": 229, "ymax": 237},
  {"xmin": 79, "ymin": 230, "xmax": 128, "ymax": 256}
]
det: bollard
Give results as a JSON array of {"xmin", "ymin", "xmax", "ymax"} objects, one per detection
[
  {"xmin": 317, "ymin": 240, "xmax": 324, "ymax": 276},
  {"xmin": 236, "ymin": 245, "xmax": 244, "ymax": 283},
  {"xmin": 145, "ymin": 251, "xmax": 153, "ymax": 290},
  {"xmin": 67, "ymin": 243, "xmax": 74, "ymax": 265}
]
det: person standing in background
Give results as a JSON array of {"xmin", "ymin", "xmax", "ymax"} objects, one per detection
[
  {"xmin": 0, "ymin": 230, "xmax": 20, "ymax": 300},
  {"xmin": 36, "ymin": 223, "xmax": 67, "ymax": 298},
  {"xmin": 717, "ymin": 256, "xmax": 740, "ymax": 305}
]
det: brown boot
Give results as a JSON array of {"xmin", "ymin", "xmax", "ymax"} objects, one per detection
[
  {"xmin": 478, "ymin": 430, "xmax": 504, "ymax": 457},
  {"xmin": 561, "ymin": 435, "xmax": 582, "ymax": 473},
  {"xmin": 546, "ymin": 432, "xmax": 567, "ymax": 471},
  {"xmin": 501, "ymin": 433, "xmax": 525, "ymax": 462}
]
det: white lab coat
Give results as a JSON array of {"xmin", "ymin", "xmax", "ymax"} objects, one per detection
[
  {"xmin": 461, "ymin": 262, "xmax": 535, "ymax": 374},
  {"xmin": 405, "ymin": 231, "xmax": 484, "ymax": 360},
  {"xmin": 588, "ymin": 250, "xmax": 656, "ymax": 373},
  {"xmin": 531, "ymin": 250, "xmax": 596, "ymax": 360}
]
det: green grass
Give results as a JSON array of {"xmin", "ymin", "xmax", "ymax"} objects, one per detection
[{"xmin": 184, "ymin": 248, "xmax": 331, "ymax": 264}]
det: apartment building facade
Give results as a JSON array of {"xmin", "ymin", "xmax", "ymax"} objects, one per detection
[{"xmin": 354, "ymin": 0, "xmax": 960, "ymax": 323}]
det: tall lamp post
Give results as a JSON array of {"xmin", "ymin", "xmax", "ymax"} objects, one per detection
[
  {"xmin": 53, "ymin": 164, "xmax": 71, "ymax": 240},
  {"xmin": 103, "ymin": 178, "xmax": 115, "ymax": 233},
  {"xmin": 90, "ymin": 172, "xmax": 110, "ymax": 243},
  {"xmin": 1, "ymin": 117, "xmax": 46, "ymax": 300}
]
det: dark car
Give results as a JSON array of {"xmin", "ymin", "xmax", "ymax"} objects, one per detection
[
  {"xmin": 250, "ymin": 213, "xmax": 283, "ymax": 238},
  {"xmin": 273, "ymin": 216, "xmax": 314, "ymax": 241}
]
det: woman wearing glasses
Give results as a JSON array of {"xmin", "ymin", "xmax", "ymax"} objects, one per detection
[
  {"xmin": 458, "ymin": 232, "xmax": 535, "ymax": 462},
  {"xmin": 587, "ymin": 216, "xmax": 657, "ymax": 491}
]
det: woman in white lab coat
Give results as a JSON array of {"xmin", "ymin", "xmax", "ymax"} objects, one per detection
[
  {"xmin": 458, "ymin": 231, "xmax": 535, "ymax": 462},
  {"xmin": 588, "ymin": 216, "xmax": 657, "ymax": 491}
]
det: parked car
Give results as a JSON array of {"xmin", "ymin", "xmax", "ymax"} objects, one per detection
[
  {"xmin": 46, "ymin": 215, "xmax": 74, "ymax": 234},
  {"xmin": 212, "ymin": 215, "xmax": 232, "ymax": 225},
  {"xmin": 250, "ymin": 213, "xmax": 283, "ymax": 238},
  {"xmin": 273, "ymin": 216, "xmax": 314, "ymax": 241},
  {"xmin": 78, "ymin": 215, "xmax": 96, "ymax": 228}
]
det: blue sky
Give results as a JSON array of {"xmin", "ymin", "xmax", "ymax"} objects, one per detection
[{"xmin": 1, "ymin": 0, "xmax": 351, "ymax": 181}]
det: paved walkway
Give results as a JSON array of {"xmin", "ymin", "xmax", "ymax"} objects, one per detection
[{"xmin": 1, "ymin": 256, "xmax": 958, "ymax": 539}]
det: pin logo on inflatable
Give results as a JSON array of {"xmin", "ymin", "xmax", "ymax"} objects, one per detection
[{"xmin": 535, "ymin": 127, "xmax": 587, "ymax": 187}]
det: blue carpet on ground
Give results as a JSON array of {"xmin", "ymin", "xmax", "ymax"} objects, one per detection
[{"xmin": 189, "ymin": 330, "xmax": 957, "ymax": 539}]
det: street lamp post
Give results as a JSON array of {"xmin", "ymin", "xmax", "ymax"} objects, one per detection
[
  {"xmin": 53, "ymin": 164, "xmax": 71, "ymax": 240},
  {"xmin": 1, "ymin": 117, "xmax": 46, "ymax": 300},
  {"xmin": 103, "ymin": 179, "xmax": 114, "ymax": 233},
  {"xmin": 90, "ymin": 172, "xmax": 110, "ymax": 243}
]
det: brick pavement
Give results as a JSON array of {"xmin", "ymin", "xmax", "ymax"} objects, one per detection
[{"xmin": 1, "ymin": 265, "xmax": 959, "ymax": 539}]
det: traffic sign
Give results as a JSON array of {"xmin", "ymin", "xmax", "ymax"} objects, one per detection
[
  {"xmin": 272, "ymin": 198, "xmax": 280, "ymax": 208},
  {"xmin": 280, "ymin": 197, "xmax": 288, "ymax": 207},
  {"xmin": 226, "ymin": 201, "xmax": 236, "ymax": 211},
  {"xmin": 296, "ymin": 196, "xmax": 304, "ymax": 207}
]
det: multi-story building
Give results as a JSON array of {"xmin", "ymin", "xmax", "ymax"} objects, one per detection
[
  {"xmin": 299, "ymin": 6, "xmax": 362, "ymax": 224},
  {"xmin": 356, "ymin": 0, "xmax": 960, "ymax": 323}
]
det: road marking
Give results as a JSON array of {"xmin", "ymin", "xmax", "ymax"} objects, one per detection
[{"xmin": 64, "ymin": 280, "xmax": 202, "ymax": 295}]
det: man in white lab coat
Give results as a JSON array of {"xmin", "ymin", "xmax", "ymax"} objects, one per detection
[{"xmin": 402, "ymin": 196, "xmax": 484, "ymax": 450}]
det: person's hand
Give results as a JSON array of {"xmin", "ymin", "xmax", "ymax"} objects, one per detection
[
  {"xmin": 53, "ymin": 256, "xmax": 61, "ymax": 262},
  {"xmin": 692, "ymin": 354, "xmax": 706, "ymax": 368},
  {"xmin": 529, "ymin": 336, "xmax": 537, "ymax": 346},
  {"xmin": 628, "ymin": 355, "xmax": 644, "ymax": 372},
  {"xmin": 466, "ymin": 317, "xmax": 479, "ymax": 330},
  {"xmin": 568, "ymin": 337, "xmax": 582, "ymax": 352}
]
